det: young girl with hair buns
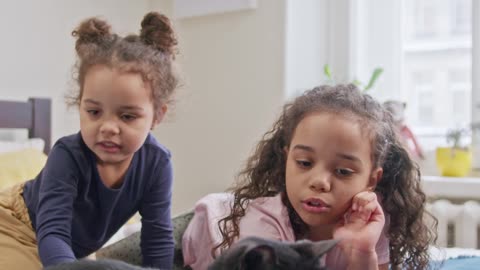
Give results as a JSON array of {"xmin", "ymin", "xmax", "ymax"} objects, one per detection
[{"xmin": 0, "ymin": 12, "xmax": 179, "ymax": 270}]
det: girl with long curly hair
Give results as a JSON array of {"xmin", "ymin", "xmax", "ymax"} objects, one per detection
[{"xmin": 182, "ymin": 84, "xmax": 437, "ymax": 270}]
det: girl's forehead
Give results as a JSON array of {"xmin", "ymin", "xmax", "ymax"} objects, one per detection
[
  {"xmin": 82, "ymin": 67, "xmax": 153, "ymax": 105},
  {"xmin": 291, "ymin": 112, "xmax": 374, "ymax": 160},
  {"xmin": 294, "ymin": 112, "xmax": 363, "ymax": 137},
  {"xmin": 296, "ymin": 110, "xmax": 373, "ymax": 135},
  {"xmin": 296, "ymin": 110, "xmax": 365, "ymax": 129}
]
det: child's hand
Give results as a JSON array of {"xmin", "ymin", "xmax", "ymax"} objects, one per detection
[{"xmin": 332, "ymin": 191, "xmax": 385, "ymax": 254}]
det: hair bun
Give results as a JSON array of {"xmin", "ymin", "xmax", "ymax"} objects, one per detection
[
  {"xmin": 140, "ymin": 12, "xmax": 178, "ymax": 57},
  {"xmin": 72, "ymin": 18, "xmax": 112, "ymax": 45}
]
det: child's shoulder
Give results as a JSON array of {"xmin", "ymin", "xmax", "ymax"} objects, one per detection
[
  {"xmin": 194, "ymin": 193, "xmax": 233, "ymax": 213},
  {"xmin": 142, "ymin": 133, "xmax": 171, "ymax": 159},
  {"xmin": 195, "ymin": 193, "xmax": 288, "ymax": 222},
  {"xmin": 54, "ymin": 132, "xmax": 82, "ymax": 147},
  {"xmin": 242, "ymin": 194, "xmax": 290, "ymax": 223},
  {"xmin": 50, "ymin": 132, "xmax": 88, "ymax": 157}
]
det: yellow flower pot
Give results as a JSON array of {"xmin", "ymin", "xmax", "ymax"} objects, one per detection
[{"xmin": 435, "ymin": 147, "xmax": 472, "ymax": 177}]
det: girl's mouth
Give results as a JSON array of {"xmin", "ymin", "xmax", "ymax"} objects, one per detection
[
  {"xmin": 301, "ymin": 198, "xmax": 331, "ymax": 213},
  {"xmin": 97, "ymin": 141, "xmax": 121, "ymax": 153}
]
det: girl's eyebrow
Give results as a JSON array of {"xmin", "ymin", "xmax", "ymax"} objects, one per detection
[
  {"xmin": 119, "ymin": 105, "xmax": 144, "ymax": 112},
  {"xmin": 83, "ymin": 99, "xmax": 144, "ymax": 112},
  {"xmin": 293, "ymin": 144, "xmax": 363, "ymax": 164},
  {"xmin": 336, "ymin": 153, "xmax": 362, "ymax": 164},
  {"xmin": 83, "ymin": 99, "xmax": 101, "ymax": 105},
  {"xmin": 292, "ymin": 144, "xmax": 315, "ymax": 153}
]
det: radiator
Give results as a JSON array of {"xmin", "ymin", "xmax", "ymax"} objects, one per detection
[{"xmin": 427, "ymin": 200, "xmax": 480, "ymax": 248}]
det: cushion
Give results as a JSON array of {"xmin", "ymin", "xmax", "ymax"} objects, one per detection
[
  {"xmin": 96, "ymin": 211, "xmax": 194, "ymax": 270},
  {"xmin": 0, "ymin": 148, "xmax": 47, "ymax": 190}
]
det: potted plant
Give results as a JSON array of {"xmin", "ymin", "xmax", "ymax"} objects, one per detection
[
  {"xmin": 323, "ymin": 64, "xmax": 384, "ymax": 92},
  {"xmin": 436, "ymin": 127, "xmax": 472, "ymax": 177}
]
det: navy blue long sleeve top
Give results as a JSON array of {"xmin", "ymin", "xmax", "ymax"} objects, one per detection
[{"xmin": 22, "ymin": 133, "xmax": 174, "ymax": 269}]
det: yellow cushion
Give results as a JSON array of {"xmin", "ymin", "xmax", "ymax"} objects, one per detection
[{"xmin": 0, "ymin": 148, "xmax": 47, "ymax": 190}]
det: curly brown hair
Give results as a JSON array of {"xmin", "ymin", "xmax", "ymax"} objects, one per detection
[
  {"xmin": 216, "ymin": 84, "xmax": 438, "ymax": 269},
  {"xmin": 67, "ymin": 12, "xmax": 179, "ymax": 113}
]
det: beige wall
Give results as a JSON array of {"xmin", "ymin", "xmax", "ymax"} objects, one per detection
[{"xmin": 151, "ymin": 0, "xmax": 287, "ymax": 214}]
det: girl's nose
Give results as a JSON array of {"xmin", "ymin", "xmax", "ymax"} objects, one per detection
[
  {"xmin": 100, "ymin": 120, "xmax": 120, "ymax": 136},
  {"xmin": 309, "ymin": 172, "xmax": 331, "ymax": 192}
]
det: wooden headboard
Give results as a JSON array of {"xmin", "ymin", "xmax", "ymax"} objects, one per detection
[{"xmin": 0, "ymin": 98, "xmax": 51, "ymax": 154}]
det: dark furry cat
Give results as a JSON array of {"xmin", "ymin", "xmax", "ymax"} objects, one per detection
[
  {"xmin": 43, "ymin": 259, "xmax": 157, "ymax": 270},
  {"xmin": 208, "ymin": 236, "xmax": 338, "ymax": 270},
  {"xmin": 44, "ymin": 237, "xmax": 337, "ymax": 270}
]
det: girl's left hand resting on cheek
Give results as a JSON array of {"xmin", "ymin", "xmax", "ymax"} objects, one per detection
[{"xmin": 333, "ymin": 191, "xmax": 385, "ymax": 259}]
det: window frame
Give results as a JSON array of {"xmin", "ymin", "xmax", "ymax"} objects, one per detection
[{"xmin": 349, "ymin": 0, "xmax": 478, "ymax": 151}]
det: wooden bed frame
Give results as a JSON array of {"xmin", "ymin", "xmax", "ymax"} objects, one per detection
[{"xmin": 0, "ymin": 98, "xmax": 51, "ymax": 154}]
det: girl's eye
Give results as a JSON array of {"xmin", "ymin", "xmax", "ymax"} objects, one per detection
[
  {"xmin": 87, "ymin": 110, "xmax": 99, "ymax": 116},
  {"xmin": 335, "ymin": 168, "xmax": 354, "ymax": 177},
  {"xmin": 296, "ymin": 160, "xmax": 312, "ymax": 168},
  {"xmin": 121, "ymin": 114, "xmax": 136, "ymax": 121}
]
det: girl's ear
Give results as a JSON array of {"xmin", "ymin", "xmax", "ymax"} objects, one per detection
[
  {"xmin": 151, "ymin": 104, "xmax": 168, "ymax": 130},
  {"xmin": 368, "ymin": 167, "xmax": 383, "ymax": 190}
]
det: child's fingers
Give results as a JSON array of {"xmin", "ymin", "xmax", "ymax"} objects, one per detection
[
  {"xmin": 348, "ymin": 199, "xmax": 376, "ymax": 223},
  {"xmin": 352, "ymin": 191, "xmax": 377, "ymax": 212}
]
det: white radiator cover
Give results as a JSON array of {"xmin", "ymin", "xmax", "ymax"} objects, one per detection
[{"xmin": 427, "ymin": 200, "xmax": 480, "ymax": 249}]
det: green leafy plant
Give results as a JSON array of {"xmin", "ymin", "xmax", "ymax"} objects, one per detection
[
  {"xmin": 446, "ymin": 128, "xmax": 469, "ymax": 150},
  {"xmin": 323, "ymin": 64, "xmax": 384, "ymax": 92}
]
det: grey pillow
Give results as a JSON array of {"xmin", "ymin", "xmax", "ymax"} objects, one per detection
[{"xmin": 96, "ymin": 211, "xmax": 194, "ymax": 270}]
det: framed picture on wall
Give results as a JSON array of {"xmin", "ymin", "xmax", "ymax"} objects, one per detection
[{"xmin": 173, "ymin": 0, "xmax": 257, "ymax": 19}]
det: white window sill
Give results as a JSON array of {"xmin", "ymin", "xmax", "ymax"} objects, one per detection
[{"xmin": 422, "ymin": 175, "xmax": 480, "ymax": 199}]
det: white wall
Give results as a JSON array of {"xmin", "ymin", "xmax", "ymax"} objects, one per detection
[
  {"xmin": 285, "ymin": 0, "xmax": 328, "ymax": 98},
  {"xmin": 151, "ymin": 0, "xmax": 288, "ymax": 214},
  {"xmin": 0, "ymin": 0, "xmax": 152, "ymax": 143}
]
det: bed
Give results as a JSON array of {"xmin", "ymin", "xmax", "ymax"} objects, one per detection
[
  {"xmin": 0, "ymin": 97, "xmax": 51, "ymax": 154},
  {"xmin": 0, "ymin": 97, "xmax": 51, "ymax": 190}
]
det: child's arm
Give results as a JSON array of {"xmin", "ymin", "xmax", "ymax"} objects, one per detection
[
  {"xmin": 333, "ymin": 191, "xmax": 386, "ymax": 270},
  {"xmin": 34, "ymin": 144, "xmax": 79, "ymax": 266},
  {"xmin": 182, "ymin": 194, "xmax": 293, "ymax": 270},
  {"xmin": 138, "ymin": 158, "xmax": 174, "ymax": 269}
]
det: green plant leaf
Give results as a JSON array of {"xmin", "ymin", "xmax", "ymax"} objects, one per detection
[
  {"xmin": 352, "ymin": 79, "xmax": 362, "ymax": 87},
  {"xmin": 446, "ymin": 128, "xmax": 467, "ymax": 149},
  {"xmin": 364, "ymin": 67, "xmax": 384, "ymax": 91},
  {"xmin": 324, "ymin": 64, "xmax": 332, "ymax": 80}
]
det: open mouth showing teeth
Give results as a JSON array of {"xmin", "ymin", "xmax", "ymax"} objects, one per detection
[
  {"xmin": 303, "ymin": 198, "xmax": 330, "ymax": 208},
  {"xmin": 308, "ymin": 201, "xmax": 322, "ymax": 206},
  {"xmin": 103, "ymin": 143, "xmax": 116, "ymax": 147},
  {"xmin": 302, "ymin": 199, "xmax": 330, "ymax": 213}
]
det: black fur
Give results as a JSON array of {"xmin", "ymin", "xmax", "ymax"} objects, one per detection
[{"xmin": 208, "ymin": 236, "xmax": 338, "ymax": 270}]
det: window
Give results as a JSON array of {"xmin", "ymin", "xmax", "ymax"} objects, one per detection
[
  {"xmin": 449, "ymin": 69, "xmax": 471, "ymax": 125},
  {"xmin": 410, "ymin": 0, "xmax": 437, "ymax": 39},
  {"xmin": 286, "ymin": 0, "xmax": 479, "ymax": 169},
  {"xmin": 451, "ymin": 0, "xmax": 471, "ymax": 35},
  {"xmin": 402, "ymin": 0, "xmax": 472, "ymax": 147}
]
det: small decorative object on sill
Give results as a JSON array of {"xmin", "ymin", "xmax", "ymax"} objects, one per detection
[{"xmin": 436, "ymin": 128, "xmax": 472, "ymax": 177}]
